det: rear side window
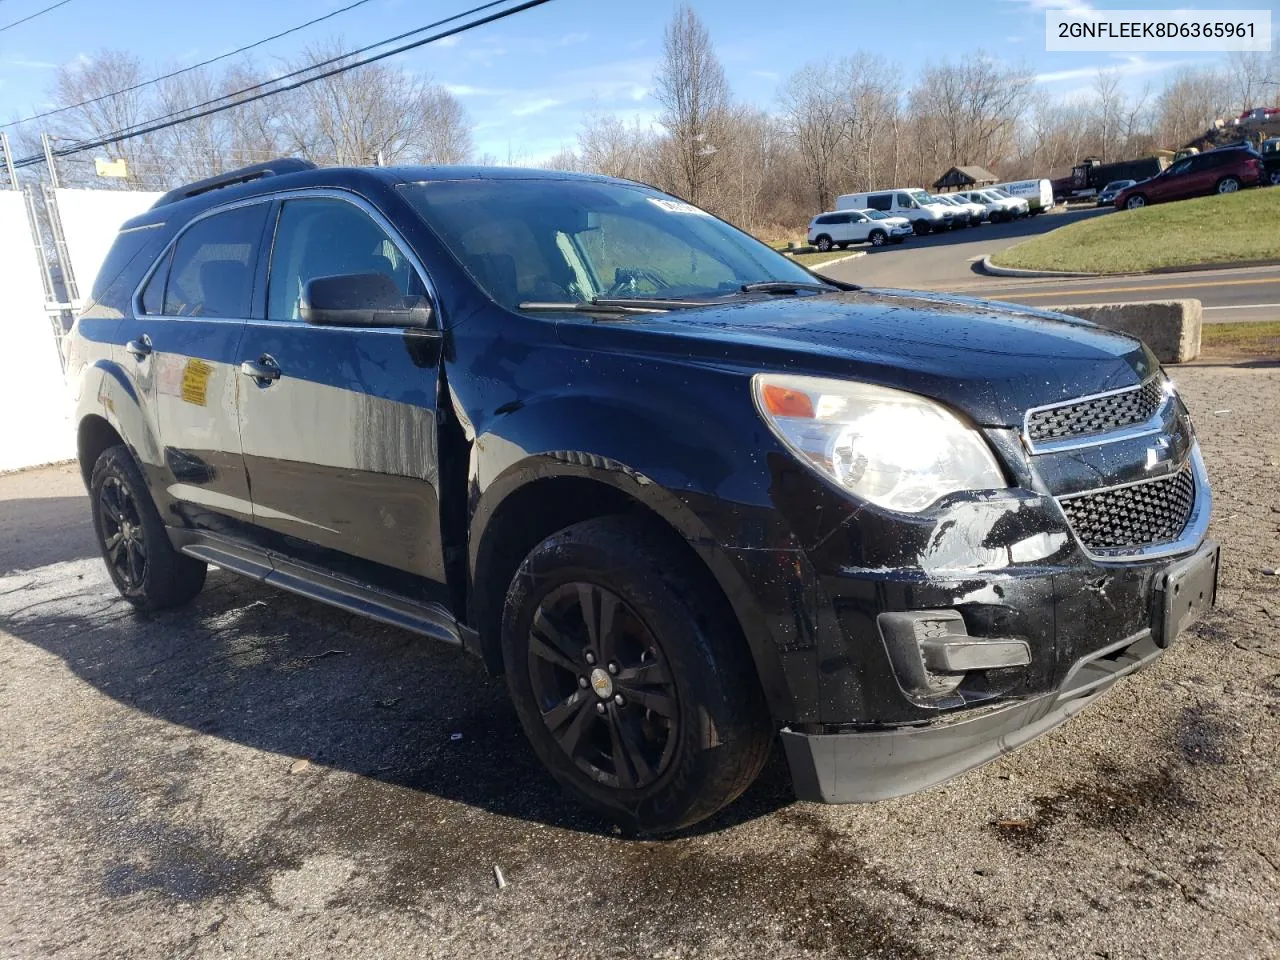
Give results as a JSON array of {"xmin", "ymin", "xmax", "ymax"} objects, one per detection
[
  {"xmin": 163, "ymin": 203, "xmax": 268, "ymax": 318},
  {"xmin": 86, "ymin": 225, "xmax": 165, "ymax": 314},
  {"xmin": 814, "ymin": 214, "xmax": 836, "ymax": 225},
  {"xmin": 139, "ymin": 248, "xmax": 171, "ymax": 315},
  {"xmin": 866, "ymin": 194, "xmax": 891, "ymax": 211}
]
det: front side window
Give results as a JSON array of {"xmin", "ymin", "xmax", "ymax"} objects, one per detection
[
  {"xmin": 400, "ymin": 178, "xmax": 816, "ymax": 310},
  {"xmin": 267, "ymin": 197, "xmax": 425, "ymax": 322},
  {"xmin": 162, "ymin": 204, "xmax": 267, "ymax": 318}
]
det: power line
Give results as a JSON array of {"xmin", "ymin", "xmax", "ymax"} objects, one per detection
[
  {"xmin": 14, "ymin": 0, "xmax": 554, "ymax": 169},
  {"xmin": 0, "ymin": 0, "xmax": 72, "ymax": 32},
  {"xmin": 82, "ymin": 0, "xmax": 513, "ymax": 143},
  {"xmin": 1, "ymin": 0, "xmax": 378, "ymax": 130}
]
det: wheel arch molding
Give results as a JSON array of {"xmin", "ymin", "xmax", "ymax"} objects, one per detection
[
  {"xmin": 74, "ymin": 359, "xmax": 161, "ymax": 489},
  {"xmin": 465, "ymin": 451, "xmax": 799, "ymax": 721}
]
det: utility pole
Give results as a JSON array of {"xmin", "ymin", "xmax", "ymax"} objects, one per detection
[
  {"xmin": 40, "ymin": 132, "xmax": 60, "ymax": 189},
  {"xmin": 1, "ymin": 132, "xmax": 18, "ymax": 189}
]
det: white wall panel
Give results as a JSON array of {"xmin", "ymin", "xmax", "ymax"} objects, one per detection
[
  {"xmin": 55, "ymin": 188, "xmax": 162, "ymax": 298},
  {"xmin": 0, "ymin": 192, "xmax": 74, "ymax": 471}
]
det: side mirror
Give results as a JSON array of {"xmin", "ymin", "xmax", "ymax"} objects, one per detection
[{"xmin": 300, "ymin": 273, "xmax": 433, "ymax": 328}]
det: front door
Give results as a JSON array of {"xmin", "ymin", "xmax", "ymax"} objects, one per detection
[
  {"xmin": 125, "ymin": 201, "xmax": 270, "ymax": 533},
  {"xmin": 235, "ymin": 193, "xmax": 448, "ymax": 598}
]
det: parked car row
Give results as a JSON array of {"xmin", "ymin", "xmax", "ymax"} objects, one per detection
[{"xmin": 808, "ymin": 183, "xmax": 1036, "ymax": 249}]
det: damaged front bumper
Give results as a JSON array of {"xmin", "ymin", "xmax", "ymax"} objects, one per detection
[{"xmin": 781, "ymin": 539, "xmax": 1220, "ymax": 803}]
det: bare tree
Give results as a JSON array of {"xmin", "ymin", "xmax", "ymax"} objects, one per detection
[
  {"xmin": 577, "ymin": 111, "xmax": 651, "ymax": 181},
  {"xmin": 1091, "ymin": 68, "xmax": 1125, "ymax": 162},
  {"xmin": 779, "ymin": 62, "xmax": 848, "ymax": 210},
  {"xmin": 283, "ymin": 42, "xmax": 472, "ymax": 165},
  {"xmin": 652, "ymin": 4, "xmax": 731, "ymax": 204},
  {"xmin": 1226, "ymin": 51, "xmax": 1275, "ymax": 113}
]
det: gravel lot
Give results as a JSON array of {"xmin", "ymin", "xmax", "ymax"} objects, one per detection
[{"xmin": 1, "ymin": 362, "xmax": 1277, "ymax": 960}]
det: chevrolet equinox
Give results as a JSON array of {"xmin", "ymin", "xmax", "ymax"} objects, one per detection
[{"xmin": 67, "ymin": 159, "xmax": 1219, "ymax": 832}]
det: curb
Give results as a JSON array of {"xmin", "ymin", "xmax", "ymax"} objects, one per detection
[
  {"xmin": 980, "ymin": 256, "xmax": 1100, "ymax": 279},
  {"xmin": 982, "ymin": 255, "xmax": 1280, "ymax": 280},
  {"xmin": 789, "ymin": 250, "xmax": 866, "ymax": 269}
]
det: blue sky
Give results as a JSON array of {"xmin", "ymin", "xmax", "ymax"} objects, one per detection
[{"xmin": 1, "ymin": 0, "xmax": 1274, "ymax": 161}]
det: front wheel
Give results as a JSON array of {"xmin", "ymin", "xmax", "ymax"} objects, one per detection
[
  {"xmin": 913, "ymin": 220, "xmax": 931, "ymax": 236},
  {"xmin": 1216, "ymin": 177, "xmax": 1240, "ymax": 194},
  {"xmin": 869, "ymin": 230, "xmax": 886, "ymax": 246},
  {"xmin": 501, "ymin": 516, "xmax": 772, "ymax": 834},
  {"xmin": 1126, "ymin": 194, "xmax": 1147, "ymax": 210},
  {"xmin": 90, "ymin": 445, "xmax": 207, "ymax": 609}
]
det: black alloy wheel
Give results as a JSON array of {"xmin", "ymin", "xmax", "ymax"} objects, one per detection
[
  {"xmin": 528, "ymin": 582, "xmax": 678, "ymax": 789},
  {"xmin": 89, "ymin": 444, "xmax": 207, "ymax": 609},
  {"xmin": 99, "ymin": 475, "xmax": 147, "ymax": 591},
  {"xmin": 501, "ymin": 515, "xmax": 773, "ymax": 833}
]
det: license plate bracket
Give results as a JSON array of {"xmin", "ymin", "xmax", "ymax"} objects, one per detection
[{"xmin": 1154, "ymin": 540, "xmax": 1220, "ymax": 648}]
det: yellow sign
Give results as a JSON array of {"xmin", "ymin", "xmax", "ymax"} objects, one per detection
[
  {"xmin": 180, "ymin": 359, "xmax": 213, "ymax": 406},
  {"xmin": 95, "ymin": 157, "xmax": 128, "ymax": 178}
]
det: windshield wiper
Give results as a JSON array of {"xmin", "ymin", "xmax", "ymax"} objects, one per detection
[
  {"xmin": 740, "ymin": 281, "xmax": 838, "ymax": 294},
  {"xmin": 519, "ymin": 297, "xmax": 715, "ymax": 314}
]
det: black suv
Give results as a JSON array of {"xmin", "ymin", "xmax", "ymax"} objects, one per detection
[{"xmin": 68, "ymin": 160, "xmax": 1219, "ymax": 832}]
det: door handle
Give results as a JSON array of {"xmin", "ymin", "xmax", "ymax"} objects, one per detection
[
  {"xmin": 240, "ymin": 355, "xmax": 281, "ymax": 385},
  {"xmin": 125, "ymin": 335, "xmax": 152, "ymax": 360}
]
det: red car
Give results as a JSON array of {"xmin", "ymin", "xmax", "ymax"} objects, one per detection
[{"xmin": 1114, "ymin": 146, "xmax": 1262, "ymax": 210}]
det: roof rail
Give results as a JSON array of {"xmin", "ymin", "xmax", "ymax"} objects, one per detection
[{"xmin": 151, "ymin": 158, "xmax": 317, "ymax": 209}]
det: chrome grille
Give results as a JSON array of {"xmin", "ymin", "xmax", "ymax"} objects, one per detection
[
  {"xmin": 1058, "ymin": 461, "xmax": 1196, "ymax": 552},
  {"xmin": 1026, "ymin": 379, "xmax": 1164, "ymax": 446}
]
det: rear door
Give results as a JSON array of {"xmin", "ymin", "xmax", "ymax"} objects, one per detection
[
  {"xmin": 234, "ymin": 191, "xmax": 449, "ymax": 599},
  {"xmin": 128, "ymin": 201, "xmax": 269, "ymax": 533}
]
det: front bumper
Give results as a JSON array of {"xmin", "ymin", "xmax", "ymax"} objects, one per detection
[{"xmin": 782, "ymin": 627, "xmax": 1165, "ymax": 802}]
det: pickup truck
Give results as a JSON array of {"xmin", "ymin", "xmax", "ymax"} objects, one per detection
[{"xmin": 67, "ymin": 160, "xmax": 1218, "ymax": 833}]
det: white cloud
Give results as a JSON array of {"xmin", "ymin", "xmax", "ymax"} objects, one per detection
[
  {"xmin": 3, "ymin": 58, "xmax": 57, "ymax": 69},
  {"xmin": 558, "ymin": 32, "xmax": 589, "ymax": 46},
  {"xmin": 435, "ymin": 35, "xmax": 461, "ymax": 48},
  {"xmin": 751, "ymin": 69, "xmax": 780, "ymax": 81},
  {"xmin": 1035, "ymin": 54, "xmax": 1190, "ymax": 84},
  {"xmin": 512, "ymin": 97, "xmax": 563, "ymax": 117}
]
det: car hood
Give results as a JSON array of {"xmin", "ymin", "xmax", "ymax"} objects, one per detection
[{"xmin": 554, "ymin": 289, "xmax": 1156, "ymax": 427}]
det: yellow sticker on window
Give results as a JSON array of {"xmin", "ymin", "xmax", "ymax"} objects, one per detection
[{"xmin": 180, "ymin": 359, "xmax": 213, "ymax": 406}]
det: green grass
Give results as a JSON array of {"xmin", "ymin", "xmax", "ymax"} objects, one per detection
[
  {"xmin": 991, "ymin": 188, "xmax": 1280, "ymax": 274},
  {"xmin": 1201, "ymin": 320, "xmax": 1280, "ymax": 357}
]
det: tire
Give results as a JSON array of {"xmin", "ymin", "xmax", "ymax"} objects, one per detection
[
  {"xmin": 913, "ymin": 220, "xmax": 931, "ymax": 236},
  {"xmin": 1269, "ymin": 169, "xmax": 1280, "ymax": 187},
  {"xmin": 1126, "ymin": 194, "xmax": 1147, "ymax": 210},
  {"xmin": 1216, "ymin": 177, "xmax": 1240, "ymax": 194},
  {"xmin": 500, "ymin": 515, "xmax": 772, "ymax": 834},
  {"xmin": 814, "ymin": 235, "xmax": 833, "ymax": 252},
  {"xmin": 90, "ymin": 445, "xmax": 207, "ymax": 610},
  {"xmin": 869, "ymin": 229, "xmax": 886, "ymax": 247}
]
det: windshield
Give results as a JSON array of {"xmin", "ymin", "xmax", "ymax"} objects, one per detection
[
  {"xmin": 1103, "ymin": 181, "xmax": 1130, "ymax": 191},
  {"xmin": 990, "ymin": 188, "xmax": 1013, "ymax": 198},
  {"xmin": 864, "ymin": 210, "xmax": 892, "ymax": 220},
  {"xmin": 906, "ymin": 189, "xmax": 934, "ymax": 206},
  {"xmin": 399, "ymin": 178, "xmax": 817, "ymax": 310}
]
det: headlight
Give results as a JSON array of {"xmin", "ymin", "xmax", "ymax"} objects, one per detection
[{"xmin": 752, "ymin": 374, "xmax": 1007, "ymax": 513}]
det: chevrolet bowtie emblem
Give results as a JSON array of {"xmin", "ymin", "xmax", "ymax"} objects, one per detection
[{"xmin": 1145, "ymin": 436, "xmax": 1172, "ymax": 471}]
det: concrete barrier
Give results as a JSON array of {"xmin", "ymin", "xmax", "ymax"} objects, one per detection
[{"xmin": 1050, "ymin": 299, "xmax": 1202, "ymax": 364}]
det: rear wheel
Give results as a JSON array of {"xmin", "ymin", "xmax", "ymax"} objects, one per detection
[
  {"xmin": 90, "ymin": 445, "xmax": 207, "ymax": 610},
  {"xmin": 1126, "ymin": 194, "xmax": 1147, "ymax": 210},
  {"xmin": 1216, "ymin": 176, "xmax": 1241, "ymax": 194},
  {"xmin": 814, "ymin": 235, "xmax": 833, "ymax": 252},
  {"xmin": 869, "ymin": 229, "xmax": 886, "ymax": 247},
  {"xmin": 1269, "ymin": 169, "xmax": 1280, "ymax": 187},
  {"xmin": 501, "ymin": 516, "xmax": 773, "ymax": 834}
]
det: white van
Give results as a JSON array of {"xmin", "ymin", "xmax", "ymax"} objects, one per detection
[
  {"xmin": 835, "ymin": 188, "xmax": 957, "ymax": 235},
  {"xmin": 989, "ymin": 179, "xmax": 1054, "ymax": 214}
]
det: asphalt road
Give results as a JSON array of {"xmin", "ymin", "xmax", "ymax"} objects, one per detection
[
  {"xmin": 821, "ymin": 207, "xmax": 1280, "ymax": 323},
  {"xmin": 2, "ymin": 364, "xmax": 1279, "ymax": 959}
]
